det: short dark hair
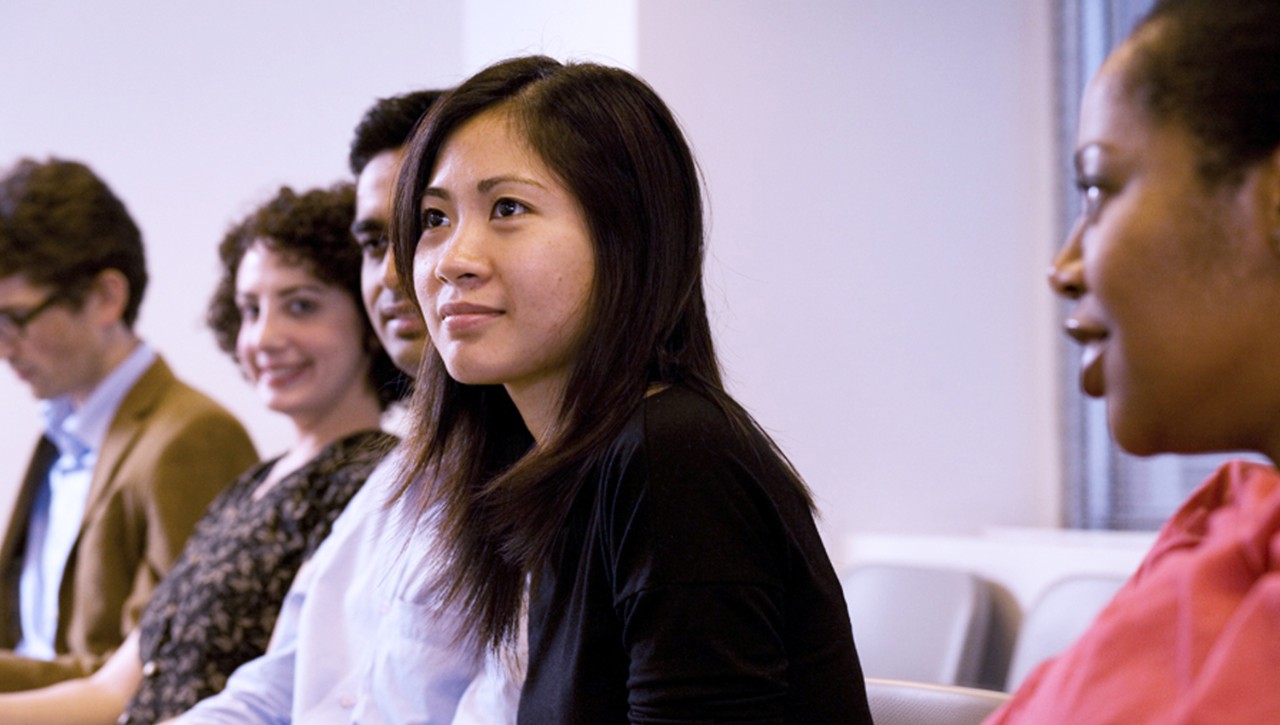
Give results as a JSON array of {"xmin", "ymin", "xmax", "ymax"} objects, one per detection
[
  {"xmin": 0, "ymin": 157, "xmax": 148, "ymax": 326},
  {"xmin": 348, "ymin": 90, "xmax": 447, "ymax": 175},
  {"xmin": 1126, "ymin": 0, "xmax": 1280, "ymax": 184},
  {"xmin": 207, "ymin": 183, "xmax": 410, "ymax": 410}
]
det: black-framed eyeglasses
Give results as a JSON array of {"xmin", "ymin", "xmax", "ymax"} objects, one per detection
[{"xmin": 0, "ymin": 289, "xmax": 71, "ymax": 344}]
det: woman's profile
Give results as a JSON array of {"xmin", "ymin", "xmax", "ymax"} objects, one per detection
[{"xmin": 991, "ymin": 0, "xmax": 1280, "ymax": 721}]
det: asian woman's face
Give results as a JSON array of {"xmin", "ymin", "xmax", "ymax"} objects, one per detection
[
  {"xmin": 413, "ymin": 109, "xmax": 595, "ymax": 424},
  {"xmin": 1049, "ymin": 41, "xmax": 1280, "ymax": 457}
]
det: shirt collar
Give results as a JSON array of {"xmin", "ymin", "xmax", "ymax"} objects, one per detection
[{"xmin": 40, "ymin": 342, "xmax": 157, "ymax": 461}]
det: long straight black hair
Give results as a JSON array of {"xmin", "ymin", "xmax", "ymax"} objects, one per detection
[{"xmin": 390, "ymin": 55, "xmax": 812, "ymax": 650}]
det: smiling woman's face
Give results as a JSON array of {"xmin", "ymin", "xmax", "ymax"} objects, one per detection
[
  {"xmin": 412, "ymin": 108, "xmax": 595, "ymax": 435},
  {"xmin": 1049, "ymin": 39, "xmax": 1280, "ymax": 458},
  {"xmin": 234, "ymin": 241, "xmax": 373, "ymax": 425}
]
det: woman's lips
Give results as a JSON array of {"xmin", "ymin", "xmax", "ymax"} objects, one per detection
[
  {"xmin": 438, "ymin": 301, "xmax": 502, "ymax": 334},
  {"xmin": 1064, "ymin": 317, "xmax": 1107, "ymax": 398},
  {"xmin": 1080, "ymin": 343, "xmax": 1105, "ymax": 398},
  {"xmin": 258, "ymin": 362, "xmax": 307, "ymax": 389}
]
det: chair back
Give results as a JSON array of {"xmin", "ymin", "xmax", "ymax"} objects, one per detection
[
  {"xmin": 842, "ymin": 564, "xmax": 993, "ymax": 687},
  {"xmin": 866, "ymin": 677, "xmax": 1010, "ymax": 725},
  {"xmin": 1004, "ymin": 573, "xmax": 1127, "ymax": 690}
]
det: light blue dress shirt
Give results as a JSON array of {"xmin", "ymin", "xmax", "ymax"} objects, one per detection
[
  {"xmin": 178, "ymin": 451, "xmax": 522, "ymax": 724},
  {"xmin": 16, "ymin": 343, "xmax": 155, "ymax": 659}
]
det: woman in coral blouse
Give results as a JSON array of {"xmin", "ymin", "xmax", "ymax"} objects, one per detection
[{"xmin": 991, "ymin": 0, "xmax": 1280, "ymax": 722}]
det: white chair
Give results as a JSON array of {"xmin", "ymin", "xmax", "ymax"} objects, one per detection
[
  {"xmin": 1004, "ymin": 573, "xmax": 1127, "ymax": 690},
  {"xmin": 842, "ymin": 564, "xmax": 994, "ymax": 687},
  {"xmin": 866, "ymin": 677, "xmax": 1010, "ymax": 725}
]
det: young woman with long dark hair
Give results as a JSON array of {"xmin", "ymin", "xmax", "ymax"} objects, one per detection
[{"xmin": 391, "ymin": 56, "xmax": 872, "ymax": 723}]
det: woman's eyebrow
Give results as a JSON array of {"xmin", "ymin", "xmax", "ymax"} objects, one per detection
[{"xmin": 478, "ymin": 175, "xmax": 544, "ymax": 193}]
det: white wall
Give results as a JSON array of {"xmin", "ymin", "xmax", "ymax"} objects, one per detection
[
  {"xmin": 0, "ymin": 1, "xmax": 1058, "ymax": 558},
  {"xmin": 637, "ymin": 0, "xmax": 1059, "ymax": 548},
  {"xmin": 0, "ymin": 0, "xmax": 471, "ymax": 467}
]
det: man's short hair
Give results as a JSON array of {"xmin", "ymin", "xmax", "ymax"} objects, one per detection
[
  {"xmin": 348, "ymin": 90, "xmax": 447, "ymax": 175},
  {"xmin": 0, "ymin": 158, "xmax": 148, "ymax": 327}
]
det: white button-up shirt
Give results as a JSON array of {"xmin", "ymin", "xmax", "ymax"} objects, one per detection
[
  {"xmin": 178, "ymin": 451, "xmax": 522, "ymax": 724},
  {"xmin": 16, "ymin": 343, "xmax": 155, "ymax": 659}
]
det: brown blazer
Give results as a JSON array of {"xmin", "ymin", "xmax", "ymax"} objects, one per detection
[{"xmin": 0, "ymin": 357, "xmax": 258, "ymax": 690}]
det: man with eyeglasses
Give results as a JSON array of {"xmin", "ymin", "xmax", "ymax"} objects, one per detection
[{"xmin": 0, "ymin": 158, "xmax": 258, "ymax": 691}]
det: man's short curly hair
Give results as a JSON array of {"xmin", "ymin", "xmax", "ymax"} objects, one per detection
[
  {"xmin": 349, "ymin": 90, "xmax": 446, "ymax": 175},
  {"xmin": 207, "ymin": 183, "xmax": 410, "ymax": 410},
  {"xmin": 0, "ymin": 157, "xmax": 147, "ymax": 326}
]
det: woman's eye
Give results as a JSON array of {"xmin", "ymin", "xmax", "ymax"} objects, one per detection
[
  {"xmin": 237, "ymin": 302, "xmax": 259, "ymax": 321},
  {"xmin": 422, "ymin": 208, "xmax": 449, "ymax": 229},
  {"xmin": 287, "ymin": 298, "xmax": 318, "ymax": 316},
  {"xmin": 492, "ymin": 198, "xmax": 528, "ymax": 219},
  {"xmin": 1076, "ymin": 180, "xmax": 1107, "ymax": 221}
]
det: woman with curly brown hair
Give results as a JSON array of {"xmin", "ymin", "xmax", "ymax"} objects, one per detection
[{"xmin": 0, "ymin": 183, "xmax": 401, "ymax": 723}]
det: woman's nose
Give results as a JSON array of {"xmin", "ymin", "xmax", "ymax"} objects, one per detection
[
  {"xmin": 248, "ymin": 305, "xmax": 288, "ymax": 350},
  {"xmin": 432, "ymin": 223, "xmax": 489, "ymax": 288},
  {"xmin": 1048, "ymin": 220, "xmax": 1086, "ymax": 300}
]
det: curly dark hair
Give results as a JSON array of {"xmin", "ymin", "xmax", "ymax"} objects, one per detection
[{"xmin": 207, "ymin": 183, "xmax": 410, "ymax": 410}]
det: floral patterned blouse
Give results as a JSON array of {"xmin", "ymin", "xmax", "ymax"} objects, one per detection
[{"xmin": 120, "ymin": 429, "xmax": 394, "ymax": 723}]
